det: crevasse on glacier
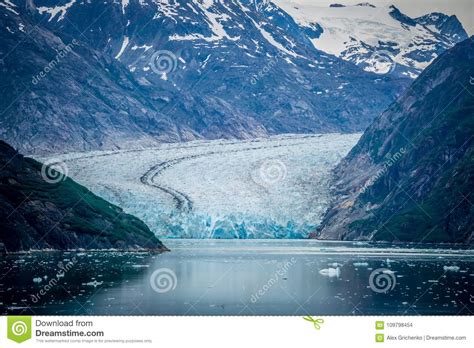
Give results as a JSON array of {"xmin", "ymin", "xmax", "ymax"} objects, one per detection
[{"xmin": 43, "ymin": 134, "xmax": 360, "ymax": 239}]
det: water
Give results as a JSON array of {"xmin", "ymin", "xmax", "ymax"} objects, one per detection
[{"xmin": 1, "ymin": 240, "xmax": 472, "ymax": 315}]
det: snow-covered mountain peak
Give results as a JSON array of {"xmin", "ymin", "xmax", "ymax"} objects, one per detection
[
  {"xmin": 273, "ymin": 1, "xmax": 468, "ymax": 77},
  {"xmin": 22, "ymin": 0, "xmax": 467, "ymax": 79},
  {"xmin": 0, "ymin": 0, "xmax": 469, "ymax": 155}
]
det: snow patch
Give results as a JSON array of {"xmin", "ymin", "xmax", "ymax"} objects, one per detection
[
  {"xmin": 0, "ymin": 0, "xmax": 19, "ymax": 15},
  {"xmin": 443, "ymin": 266, "xmax": 460, "ymax": 272},
  {"xmin": 131, "ymin": 44, "xmax": 153, "ymax": 51},
  {"xmin": 121, "ymin": 0, "xmax": 129, "ymax": 14},
  {"xmin": 37, "ymin": 0, "xmax": 77, "ymax": 22},
  {"xmin": 319, "ymin": 267, "xmax": 341, "ymax": 277},
  {"xmin": 115, "ymin": 36, "xmax": 129, "ymax": 60}
]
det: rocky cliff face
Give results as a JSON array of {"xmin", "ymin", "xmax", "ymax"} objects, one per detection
[
  {"xmin": 0, "ymin": 140, "xmax": 167, "ymax": 252},
  {"xmin": 1, "ymin": 0, "xmax": 466, "ymax": 155},
  {"xmin": 317, "ymin": 37, "xmax": 474, "ymax": 244}
]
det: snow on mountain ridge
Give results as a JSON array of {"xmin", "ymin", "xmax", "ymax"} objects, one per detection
[
  {"xmin": 273, "ymin": 1, "xmax": 468, "ymax": 77},
  {"xmin": 0, "ymin": 0, "xmax": 465, "ymax": 154},
  {"xmin": 27, "ymin": 0, "xmax": 467, "ymax": 78},
  {"xmin": 0, "ymin": 0, "xmax": 18, "ymax": 14},
  {"xmin": 37, "ymin": 0, "xmax": 76, "ymax": 22}
]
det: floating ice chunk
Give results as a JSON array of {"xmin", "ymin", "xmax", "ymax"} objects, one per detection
[
  {"xmin": 443, "ymin": 266, "xmax": 460, "ymax": 272},
  {"xmin": 319, "ymin": 267, "xmax": 341, "ymax": 278},
  {"xmin": 353, "ymin": 262, "xmax": 368, "ymax": 267},
  {"xmin": 83, "ymin": 280, "xmax": 103, "ymax": 287},
  {"xmin": 329, "ymin": 262, "xmax": 342, "ymax": 267}
]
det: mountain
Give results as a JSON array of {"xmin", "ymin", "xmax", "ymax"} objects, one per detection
[
  {"xmin": 0, "ymin": 140, "xmax": 167, "ymax": 252},
  {"xmin": 1, "ymin": 1, "xmax": 465, "ymax": 155},
  {"xmin": 274, "ymin": 1, "xmax": 468, "ymax": 78},
  {"xmin": 316, "ymin": 37, "xmax": 474, "ymax": 243}
]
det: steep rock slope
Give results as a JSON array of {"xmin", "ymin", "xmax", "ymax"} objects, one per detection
[
  {"xmin": 317, "ymin": 37, "xmax": 474, "ymax": 243},
  {"xmin": 0, "ymin": 0, "xmax": 435, "ymax": 154},
  {"xmin": 0, "ymin": 1, "xmax": 467, "ymax": 155},
  {"xmin": 0, "ymin": 140, "xmax": 167, "ymax": 251}
]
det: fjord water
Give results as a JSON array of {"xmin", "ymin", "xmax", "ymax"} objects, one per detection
[{"xmin": 1, "ymin": 240, "xmax": 472, "ymax": 315}]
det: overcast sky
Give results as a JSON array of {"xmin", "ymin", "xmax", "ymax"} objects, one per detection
[{"xmin": 284, "ymin": 0, "xmax": 474, "ymax": 35}]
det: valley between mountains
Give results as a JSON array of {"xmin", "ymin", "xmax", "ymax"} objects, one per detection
[
  {"xmin": 40, "ymin": 133, "xmax": 360, "ymax": 239},
  {"xmin": 0, "ymin": 0, "xmax": 472, "ymax": 248}
]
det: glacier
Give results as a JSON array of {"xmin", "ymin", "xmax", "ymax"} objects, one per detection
[{"xmin": 40, "ymin": 134, "xmax": 360, "ymax": 239}]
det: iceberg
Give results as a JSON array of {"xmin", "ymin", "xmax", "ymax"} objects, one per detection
[{"xmin": 319, "ymin": 267, "xmax": 341, "ymax": 278}]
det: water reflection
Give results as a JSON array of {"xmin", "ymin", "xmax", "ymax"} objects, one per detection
[{"xmin": 1, "ymin": 240, "xmax": 472, "ymax": 315}]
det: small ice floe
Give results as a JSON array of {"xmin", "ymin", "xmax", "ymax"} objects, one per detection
[
  {"xmin": 319, "ymin": 267, "xmax": 341, "ymax": 278},
  {"xmin": 131, "ymin": 265, "xmax": 150, "ymax": 268},
  {"xmin": 8, "ymin": 305, "xmax": 30, "ymax": 310},
  {"xmin": 329, "ymin": 262, "xmax": 342, "ymax": 267},
  {"xmin": 443, "ymin": 266, "xmax": 460, "ymax": 272},
  {"xmin": 83, "ymin": 280, "xmax": 103, "ymax": 287},
  {"xmin": 33, "ymin": 277, "xmax": 42, "ymax": 283},
  {"xmin": 353, "ymin": 262, "xmax": 368, "ymax": 267},
  {"xmin": 382, "ymin": 269, "xmax": 395, "ymax": 274}
]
